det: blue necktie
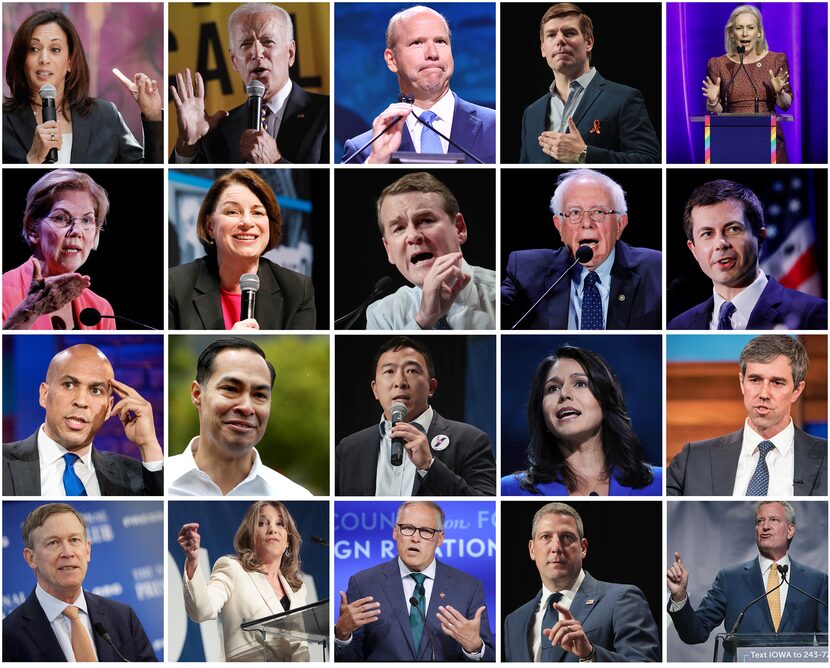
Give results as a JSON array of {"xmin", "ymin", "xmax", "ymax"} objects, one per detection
[
  {"xmin": 717, "ymin": 301, "xmax": 735, "ymax": 330},
  {"xmin": 409, "ymin": 572, "xmax": 427, "ymax": 651},
  {"xmin": 580, "ymin": 271, "xmax": 603, "ymax": 329},
  {"xmin": 540, "ymin": 592, "xmax": 563, "ymax": 661},
  {"xmin": 419, "ymin": 110, "xmax": 443, "ymax": 154},
  {"xmin": 745, "ymin": 441, "xmax": 775, "ymax": 495},
  {"xmin": 62, "ymin": 453, "xmax": 87, "ymax": 496}
]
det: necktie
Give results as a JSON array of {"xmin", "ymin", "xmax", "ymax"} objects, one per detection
[
  {"xmin": 409, "ymin": 572, "xmax": 427, "ymax": 651},
  {"xmin": 63, "ymin": 453, "xmax": 87, "ymax": 496},
  {"xmin": 433, "ymin": 315, "xmax": 451, "ymax": 330},
  {"xmin": 419, "ymin": 110, "xmax": 443, "ymax": 154},
  {"xmin": 745, "ymin": 441, "xmax": 775, "ymax": 495},
  {"xmin": 767, "ymin": 562, "xmax": 781, "ymax": 631},
  {"xmin": 63, "ymin": 605, "xmax": 97, "ymax": 662},
  {"xmin": 580, "ymin": 271, "xmax": 603, "ymax": 329},
  {"xmin": 260, "ymin": 106, "xmax": 268, "ymax": 133},
  {"xmin": 717, "ymin": 301, "xmax": 735, "ymax": 330},
  {"xmin": 540, "ymin": 592, "xmax": 563, "ymax": 661}
]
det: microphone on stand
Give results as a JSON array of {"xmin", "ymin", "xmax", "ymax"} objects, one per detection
[
  {"xmin": 79, "ymin": 308, "xmax": 157, "ymax": 330},
  {"xmin": 342, "ymin": 95, "xmax": 416, "ymax": 163},
  {"xmin": 335, "ymin": 276, "xmax": 395, "ymax": 329}
]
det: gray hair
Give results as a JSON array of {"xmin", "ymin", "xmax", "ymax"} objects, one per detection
[
  {"xmin": 386, "ymin": 5, "xmax": 451, "ymax": 52},
  {"xmin": 550, "ymin": 169, "xmax": 628, "ymax": 216},
  {"xmin": 395, "ymin": 500, "xmax": 445, "ymax": 530},
  {"xmin": 228, "ymin": 3, "xmax": 293, "ymax": 45},
  {"xmin": 755, "ymin": 500, "xmax": 796, "ymax": 526},
  {"xmin": 531, "ymin": 502, "xmax": 584, "ymax": 539}
]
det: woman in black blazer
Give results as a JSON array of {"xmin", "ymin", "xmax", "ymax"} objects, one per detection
[
  {"xmin": 169, "ymin": 169, "xmax": 316, "ymax": 330},
  {"xmin": 3, "ymin": 9, "xmax": 162, "ymax": 164}
]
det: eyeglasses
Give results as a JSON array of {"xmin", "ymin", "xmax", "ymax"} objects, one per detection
[
  {"xmin": 397, "ymin": 524, "xmax": 443, "ymax": 540},
  {"xmin": 559, "ymin": 208, "xmax": 621, "ymax": 223},
  {"xmin": 42, "ymin": 213, "xmax": 97, "ymax": 229}
]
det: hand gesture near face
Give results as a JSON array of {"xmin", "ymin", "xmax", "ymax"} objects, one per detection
[
  {"xmin": 415, "ymin": 251, "xmax": 470, "ymax": 329},
  {"xmin": 113, "ymin": 68, "xmax": 163, "ymax": 121},
  {"xmin": 109, "ymin": 378, "xmax": 163, "ymax": 462},
  {"xmin": 177, "ymin": 523, "xmax": 201, "ymax": 579},
  {"xmin": 170, "ymin": 69, "xmax": 228, "ymax": 157},
  {"xmin": 666, "ymin": 551, "xmax": 689, "ymax": 602}
]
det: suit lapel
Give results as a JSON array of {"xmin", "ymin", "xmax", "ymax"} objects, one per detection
[
  {"xmin": 5, "ymin": 434, "xmax": 43, "ymax": 495},
  {"xmin": 543, "ymin": 264, "xmax": 571, "ymax": 329},
  {"xmin": 86, "ymin": 591, "xmax": 116, "ymax": 661},
  {"xmin": 793, "ymin": 429, "xmax": 823, "ymax": 495},
  {"xmin": 192, "ymin": 260, "xmax": 226, "ymax": 329},
  {"xmin": 742, "ymin": 560, "xmax": 774, "ymax": 632},
  {"xmin": 91, "ymin": 447, "xmax": 126, "ymax": 496},
  {"xmin": 449, "ymin": 94, "xmax": 482, "ymax": 151},
  {"xmin": 71, "ymin": 113, "xmax": 92, "ymax": 163},
  {"xmin": 245, "ymin": 570, "xmax": 287, "ymax": 613},
  {"xmin": 569, "ymin": 573, "xmax": 605, "ymax": 632},
  {"xmin": 779, "ymin": 560, "xmax": 805, "ymax": 632},
  {"xmin": 411, "ymin": 413, "xmax": 448, "ymax": 495},
  {"xmin": 221, "ymin": 108, "xmax": 247, "ymax": 162},
  {"xmin": 571, "ymin": 74, "xmax": 605, "ymax": 127},
  {"xmin": 255, "ymin": 262, "xmax": 285, "ymax": 329},
  {"xmin": 712, "ymin": 431, "xmax": 742, "ymax": 495},
  {"xmin": 379, "ymin": 560, "xmax": 418, "ymax": 658},
  {"xmin": 680, "ymin": 298, "xmax": 714, "ymax": 329},
  {"xmin": 747, "ymin": 277, "xmax": 781, "ymax": 329},
  {"xmin": 19, "ymin": 589, "xmax": 66, "ymax": 661},
  {"xmin": 607, "ymin": 243, "xmax": 638, "ymax": 328}
]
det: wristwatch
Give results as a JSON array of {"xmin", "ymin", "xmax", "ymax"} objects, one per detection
[{"xmin": 577, "ymin": 146, "xmax": 588, "ymax": 164}]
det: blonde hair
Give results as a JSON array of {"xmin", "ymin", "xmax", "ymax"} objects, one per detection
[
  {"xmin": 724, "ymin": 5, "xmax": 768, "ymax": 56},
  {"xmin": 233, "ymin": 501, "xmax": 304, "ymax": 590}
]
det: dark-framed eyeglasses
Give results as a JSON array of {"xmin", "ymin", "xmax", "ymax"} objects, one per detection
[{"xmin": 397, "ymin": 524, "xmax": 443, "ymax": 540}]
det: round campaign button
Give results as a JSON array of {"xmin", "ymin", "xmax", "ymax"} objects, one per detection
[{"xmin": 431, "ymin": 434, "xmax": 450, "ymax": 451}]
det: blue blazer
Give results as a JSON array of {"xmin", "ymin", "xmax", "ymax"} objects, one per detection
[
  {"xmin": 668, "ymin": 275, "xmax": 828, "ymax": 330},
  {"xmin": 342, "ymin": 93, "xmax": 496, "ymax": 164},
  {"xmin": 501, "ymin": 241, "xmax": 662, "ymax": 330},
  {"xmin": 668, "ymin": 557, "xmax": 828, "ymax": 660},
  {"xmin": 335, "ymin": 558, "xmax": 495, "ymax": 662},
  {"xmin": 3, "ymin": 588, "xmax": 157, "ymax": 661},
  {"xmin": 519, "ymin": 73, "xmax": 660, "ymax": 164},
  {"xmin": 504, "ymin": 572, "xmax": 661, "ymax": 662},
  {"xmin": 501, "ymin": 466, "xmax": 662, "ymax": 496}
]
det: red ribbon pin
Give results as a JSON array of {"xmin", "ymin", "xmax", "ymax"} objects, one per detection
[{"xmin": 590, "ymin": 120, "xmax": 601, "ymax": 134}]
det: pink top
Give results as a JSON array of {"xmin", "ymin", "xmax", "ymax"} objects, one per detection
[
  {"xmin": 219, "ymin": 288, "xmax": 242, "ymax": 329},
  {"xmin": 2, "ymin": 258, "xmax": 116, "ymax": 330}
]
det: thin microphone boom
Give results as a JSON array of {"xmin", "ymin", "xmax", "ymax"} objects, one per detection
[
  {"xmin": 779, "ymin": 564, "xmax": 829, "ymax": 609},
  {"xmin": 79, "ymin": 308, "xmax": 157, "ymax": 330},
  {"xmin": 408, "ymin": 595, "xmax": 436, "ymax": 661},
  {"xmin": 335, "ymin": 276, "xmax": 395, "ymax": 329},
  {"xmin": 342, "ymin": 95, "xmax": 416, "ymax": 164},
  {"xmin": 93, "ymin": 622, "xmax": 132, "ymax": 662},
  {"xmin": 409, "ymin": 111, "xmax": 484, "ymax": 164}
]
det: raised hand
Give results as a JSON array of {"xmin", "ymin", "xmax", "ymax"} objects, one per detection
[
  {"xmin": 334, "ymin": 591, "xmax": 381, "ymax": 639},
  {"xmin": 769, "ymin": 67, "xmax": 789, "ymax": 95},
  {"xmin": 169, "ymin": 69, "xmax": 228, "ymax": 156},
  {"xmin": 702, "ymin": 75, "xmax": 721, "ymax": 105},
  {"xmin": 544, "ymin": 603, "xmax": 592, "ymax": 659},
  {"xmin": 113, "ymin": 68, "xmax": 163, "ymax": 121},
  {"xmin": 437, "ymin": 604, "xmax": 485, "ymax": 654},
  {"xmin": 177, "ymin": 523, "xmax": 201, "ymax": 579},
  {"xmin": 666, "ymin": 551, "xmax": 689, "ymax": 602},
  {"xmin": 364, "ymin": 103, "xmax": 412, "ymax": 164},
  {"xmin": 415, "ymin": 251, "xmax": 469, "ymax": 329},
  {"xmin": 109, "ymin": 378, "xmax": 163, "ymax": 462},
  {"xmin": 3, "ymin": 258, "xmax": 90, "ymax": 329}
]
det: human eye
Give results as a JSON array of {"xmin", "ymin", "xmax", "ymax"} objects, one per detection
[
  {"xmin": 80, "ymin": 216, "xmax": 95, "ymax": 227},
  {"xmin": 539, "ymin": 532, "xmax": 552, "ymax": 543},
  {"xmin": 252, "ymin": 208, "xmax": 267, "ymax": 217},
  {"xmin": 90, "ymin": 386, "xmax": 103, "ymax": 396},
  {"xmin": 51, "ymin": 213, "xmax": 70, "ymax": 226},
  {"xmin": 51, "ymin": 47, "xmax": 62, "ymax": 54},
  {"xmin": 254, "ymin": 390, "xmax": 270, "ymax": 401},
  {"xmin": 545, "ymin": 383, "xmax": 561, "ymax": 394},
  {"xmin": 258, "ymin": 518, "xmax": 268, "ymax": 527},
  {"xmin": 574, "ymin": 379, "xmax": 589, "ymax": 388},
  {"xmin": 62, "ymin": 381, "xmax": 75, "ymax": 390}
]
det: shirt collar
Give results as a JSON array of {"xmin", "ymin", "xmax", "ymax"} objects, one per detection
[
  {"xmin": 264, "ymin": 79, "xmax": 293, "ymax": 116},
  {"xmin": 35, "ymin": 583, "xmax": 88, "ymax": 623},
  {"xmin": 758, "ymin": 553, "xmax": 790, "ymax": 577},
  {"xmin": 379, "ymin": 406, "xmax": 434, "ymax": 437},
  {"xmin": 742, "ymin": 418, "xmax": 795, "ymax": 456},
  {"xmin": 37, "ymin": 424, "xmax": 94, "ymax": 470},
  {"xmin": 549, "ymin": 67, "xmax": 597, "ymax": 99},
  {"xmin": 176, "ymin": 436, "xmax": 265, "ymax": 486},
  {"xmin": 573, "ymin": 247, "xmax": 616, "ymax": 289},
  {"xmin": 712, "ymin": 270, "xmax": 767, "ymax": 321},
  {"xmin": 538, "ymin": 569, "xmax": 586, "ymax": 610},
  {"xmin": 398, "ymin": 556, "xmax": 437, "ymax": 581},
  {"xmin": 405, "ymin": 88, "xmax": 455, "ymax": 132}
]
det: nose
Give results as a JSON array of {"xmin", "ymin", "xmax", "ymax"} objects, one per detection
[
  {"xmin": 424, "ymin": 39, "xmax": 439, "ymax": 60},
  {"xmin": 405, "ymin": 223, "xmax": 424, "ymax": 244},
  {"xmin": 252, "ymin": 39, "xmax": 265, "ymax": 59},
  {"xmin": 234, "ymin": 394, "xmax": 255, "ymax": 415},
  {"xmin": 714, "ymin": 229, "xmax": 732, "ymax": 249},
  {"xmin": 393, "ymin": 368, "xmax": 410, "ymax": 387},
  {"xmin": 557, "ymin": 385, "xmax": 572, "ymax": 403},
  {"xmin": 37, "ymin": 48, "xmax": 49, "ymax": 64}
]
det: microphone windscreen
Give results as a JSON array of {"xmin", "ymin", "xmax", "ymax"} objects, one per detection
[
  {"xmin": 736, "ymin": 46, "xmax": 746, "ymax": 54},
  {"xmin": 246, "ymin": 81, "xmax": 265, "ymax": 97},
  {"xmin": 240, "ymin": 273, "xmax": 260, "ymax": 292},
  {"xmin": 93, "ymin": 622, "xmax": 108, "ymax": 638},
  {"xmin": 374, "ymin": 275, "xmax": 395, "ymax": 295},
  {"xmin": 575, "ymin": 245, "xmax": 594, "ymax": 263},
  {"xmin": 391, "ymin": 403, "xmax": 407, "ymax": 423},
  {"xmin": 39, "ymin": 84, "xmax": 57, "ymax": 100},
  {"xmin": 79, "ymin": 308, "xmax": 102, "ymax": 326}
]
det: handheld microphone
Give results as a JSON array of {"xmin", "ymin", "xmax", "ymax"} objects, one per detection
[
  {"xmin": 246, "ymin": 80, "xmax": 266, "ymax": 131},
  {"xmin": 335, "ymin": 276, "xmax": 395, "ymax": 329},
  {"xmin": 511, "ymin": 245, "xmax": 594, "ymax": 329},
  {"xmin": 408, "ymin": 595, "xmax": 436, "ymax": 661},
  {"xmin": 390, "ymin": 403, "xmax": 408, "ymax": 467},
  {"xmin": 342, "ymin": 95, "xmax": 416, "ymax": 164},
  {"xmin": 79, "ymin": 308, "xmax": 157, "ymax": 330},
  {"xmin": 93, "ymin": 622, "xmax": 131, "ymax": 662},
  {"xmin": 240, "ymin": 272, "xmax": 260, "ymax": 321},
  {"xmin": 39, "ymin": 84, "xmax": 58, "ymax": 163},
  {"xmin": 779, "ymin": 563, "xmax": 829, "ymax": 609}
]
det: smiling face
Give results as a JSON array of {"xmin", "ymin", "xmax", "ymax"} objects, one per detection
[
  {"xmin": 24, "ymin": 512, "xmax": 91, "ymax": 603},
  {"xmin": 540, "ymin": 15, "xmax": 592, "ymax": 77},
  {"xmin": 384, "ymin": 10, "xmax": 454, "ymax": 104},
  {"xmin": 529, "ymin": 512, "xmax": 587, "ymax": 592},
  {"xmin": 740, "ymin": 355, "xmax": 804, "ymax": 439},
  {"xmin": 553, "ymin": 178, "xmax": 627, "ymax": 271},
  {"xmin": 192, "ymin": 348, "xmax": 272, "ymax": 456},
  {"xmin": 207, "ymin": 184, "xmax": 270, "ymax": 265},
  {"xmin": 755, "ymin": 502, "xmax": 795, "ymax": 561},
  {"xmin": 253, "ymin": 503, "xmax": 289, "ymax": 563},
  {"xmin": 542, "ymin": 357, "xmax": 603, "ymax": 447},
  {"xmin": 393, "ymin": 502, "xmax": 444, "ymax": 572},
  {"xmin": 39, "ymin": 345, "xmax": 114, "ymax": 452},
  {"xmin": 379, "ymin": 191, "xmax": 466, "ymax": 287},
  {"xmin": 731, "ymin": 12, "xmax": 761, "ymax": 54},
  {"xmin": 32, "ymin": 190, "xmax": 97, "ymax": 277},
  {"xmin": 25, "ymin": 22, "xmax": 71, "ymax": 100},
  {"xmin": 229, "ymin": 11, "xmax": 295, "ymax": 101},
  {"xmin": 371, "ymin": 346, "xmax": 437, "ymax": 421}
]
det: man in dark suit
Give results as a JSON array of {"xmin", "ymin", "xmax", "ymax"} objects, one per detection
[
  {"xmin": 335, "ymin": 501, "xmax": 495, "ymax": 661},
  {"xmin": 170, "ymin": 3, "xmax": 328, "ymax": 164},
  {"xmin": 669, "ymin": 179, "xmax": 827, "ymax": 330},
  {"xmin": 3, "ymin": 503, "xmax": 157, "ymax": 661},
  {"xmin": 504, "ymin": 502, "xmax": 660, "ymax": 661},
  {"xmin": 335, "ymin": 336, "xmax": 495, "ymax": 495},
  {"xmin": 668, "ymin": 501, "xmax": 828, "ymax": 661},
  {"xmin": 341, "ymin": 6, "xmax": 496, "ymax": 164},
  {"xmin": 668, "ymin": 335, "xmax": 827, "ymax": 496},
  {"xmin": 502, "ymin": 169, "xmax": 662, "ymax": 329},
  {"xmin": 3, "ymin": 344, "xmax": 163, "ymax": 496},
  {"xmin": 519, "ymin": 3, "xmax": 659, "ymax": 164}
]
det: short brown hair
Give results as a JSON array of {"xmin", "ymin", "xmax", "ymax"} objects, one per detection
[
  {"xmin": 375, "ymin": 172, "xmax": 459, "ymax": 234},
  {"xmin": 196, "ymin": 169, "xmax": 282, "ymax": 253},
  {"xmin": 531, "ymin": 502, "xmax": 584, "ymax": 539},
  {"xmin": 739, "ymin": 335, "xmax": 809, "ymax": 387},
  {"xmin": 683, "ymin": 179, "xmax": 765, "ymax": 243},
  {"xmin": 539, "ymin": 3, "xmax": 594, "ymax": 45},
  {"xmin": 23, "ymin": 503, "xmax": 87, "ymax": 549}
]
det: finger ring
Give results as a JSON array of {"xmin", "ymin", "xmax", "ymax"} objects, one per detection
[{"xmin": 50, "ymin": 133, "xmax": 55, "ymax": 141}]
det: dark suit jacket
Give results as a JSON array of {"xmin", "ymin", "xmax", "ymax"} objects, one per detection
[
  {"xmin": 504, "ymin": 572, "xmax": 660, "ymax": 662},
  {"xmin": 668, "ymin": 275, "xmax": 828, "ymax": 330},
  {"xmin": 666, "ymin": 426, "xmax": 827, "ymax": 496},
  {"xmin": 519, "ymin": 73, "xmax": 660, "ymax": 164},
  {"xmin": 335, "ymin": 410, "xmax": 495, "ymax": 495},
  {"xmin": 668, "ymin": 557, "xmax": 828, "ymax": 660},
  {"xmin": 3, "ymin": 587, "xmax": 157, "ymax": 661},
  {"xmin": 342, "ymin": 93, "xmax": 496, "ymax": 164},
  {"xmin": 189, "ymin": 81, "xmax": 329, "ymax": 164},
  {"xmin": 501, "ymin": 241, "xmax": 662, "ymax": 330},
  {"xmin": 168, "ymin": 256, "xmax": 316, "ymax": 330},
  {"xmin": 335, "ymin": 558, "xmax": 495, "ymax": 662},
  {"xmin": 3, "ymin": 431, "xmax": 163, "ymax": 496},
  {"xmin": 4, "ymin": 99, "xmax": 163, "ymax": 163}
]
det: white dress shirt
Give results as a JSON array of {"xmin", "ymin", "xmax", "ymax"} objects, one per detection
[
  {"xmin": 375, "ymin": 408, "xmax": 434, "ymax": 496},
  {"xmin": 56, "ymin": 134, "xmax": 73, "ymax": 164},
  {"xmin": 567, "ymin": 249, "xmax": 615, "ymax": 330},
  {"xmin": 758, "ymin": 553, "xmax": 790, "ymax": 613},
  {"xmin": 167, "ymin": 436, "xmax": 313, "ymax": 497},
  {"xmin": 35, "ymin": 584, "xmax": 98, "ymax": 661},
  {"xmin": 38, "ymin": 425, "xmax": 101, "ymax": 496},
  {"xmin": 531, "ymin": 570, "xmax": 586, "ymax": 662},
  {"xmin": 405, "ymin": 89, "xmax": 456, "ymax": 153},
  {"xmin": 709, "ymin": 271, "xmax": 767, "ymax": 330},
  {"xmin": 548, "ymin": 69, "xmax": 598, "ymax": 133},
  {"xmin": 366, "ymin": 260, "xmax": 496, "ymax": 330},
  {"xmin": 732, "ymin": 419, "xmax": 795, "ymax": 496}
]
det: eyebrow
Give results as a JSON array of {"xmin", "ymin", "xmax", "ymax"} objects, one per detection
[
  {"xmin": 381, "ymin": 360, "xmax": 424, "ymax": 371},
  {"xmin": 546, "ymin": 372, "xmax": 588, "ymax": 384},
  {"xmin": 216, "ymin": 375, "xmax": 271, "ymax": 391},
  {"xmin": 59, "ymin": 374, "xmax": 109, "ymax": 388},
  {"xmin": 51, "ymin": 206, "xmax": 96, "ymax": 216}
]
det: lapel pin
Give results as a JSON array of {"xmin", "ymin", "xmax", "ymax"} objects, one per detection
[
  {"xmin": 440, "ymin": 592, "xmax": 446, "ymax": 599},
  {"xmin": 585, "ymin": 599, "xmax": 595, "ymax": 605},
  {"xmin": 590, "ymin": 120, "xmax": 601, "ymax": 134},
  {"xmin": 618, "ymin": 295, "xmax": 625, "ymax": 301},
  {"xmin": 431, "ymin": 435, "xmax": 450, "ymax": 451}
]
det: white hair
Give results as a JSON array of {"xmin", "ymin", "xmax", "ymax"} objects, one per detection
[
  {"xmin": 549, "ymin": 169, "xmax": 628, "ymax": 215},
  {"xmin": 228, "ymin": 3, "xmax": 294, "ymax": 44}
]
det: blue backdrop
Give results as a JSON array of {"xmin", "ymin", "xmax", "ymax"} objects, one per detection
[
  {"xmin": 3, "ymin": 500, "xmax": 164, "ymax": 661},
  {"xmin": 167, "ymin": 500, "xmax": 329, "ymax": 662},
  {"xmin": 666, "ymin": 2, "xmax": 828, "ymax": 164}
]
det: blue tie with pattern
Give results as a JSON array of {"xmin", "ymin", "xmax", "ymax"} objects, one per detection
[
  {"xmin": 62, "ymin": 453, "xmax": 88, "ymax": 496},
  {"xmin": 540, "ymin": 592, "xmax": 564, "ymax": 661},
  {"xmin": 580, "ymin": 271, "xmax": 603, "ymax": 329},
  {"xmin": 745, "ymin": 441, "xmax": 775, "ymax": 495},
  {"xmin": 419, "ymin": 110, "xmax": 443, "ymax": 154},
  {"xmin": 409, "ymin": 572, "xmax": 427, "ymax": 651},
  {"xmin": 717, "ymin": 301, "xmax": 736, "ymax": 330}
]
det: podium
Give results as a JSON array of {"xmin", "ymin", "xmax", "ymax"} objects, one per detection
[
  {"xmin": 241, "ymin": 599, "xmax": 329, "ymax": 661},
  {"xmin": 714, "ymin": 632, "xmax": 828, "ymax": 662},
  {"xmin": 690, "ymin": 114, "xmax": 792, "ymax": 164}
]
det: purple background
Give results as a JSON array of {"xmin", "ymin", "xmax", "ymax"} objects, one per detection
[{"xmin": 666, "ymin": 2, "xmax": 828, "ymax": 164}]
